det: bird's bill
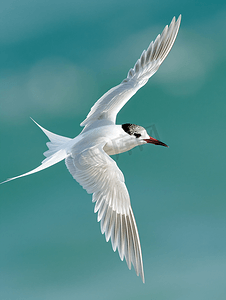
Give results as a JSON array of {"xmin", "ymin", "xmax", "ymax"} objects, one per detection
[{"xmin": 144, "ymin": 136, "xmax": 168, "ymax": 147}]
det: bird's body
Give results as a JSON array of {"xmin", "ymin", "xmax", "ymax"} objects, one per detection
[{"xmin": 1, "ymin": 15, "xmax": 181, "ymax": 283}]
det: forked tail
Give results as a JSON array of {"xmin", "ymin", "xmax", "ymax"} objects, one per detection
[{"xmin": 1, "ymin": 119, "xmax": 72, "ymax": 184}]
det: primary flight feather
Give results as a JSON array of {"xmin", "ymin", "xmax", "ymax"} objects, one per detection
[{"xmin": 1, "ymin": 15, "xmax": 181, "ymax": 283}]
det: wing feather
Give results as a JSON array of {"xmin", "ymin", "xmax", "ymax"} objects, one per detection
[
  {"xmin": 80, "ymin": 15, "xmax": 181, "ymax": 132},
  {"xmin": 65, "ymin": 145, "xmax": 145, "ymax": 282}
]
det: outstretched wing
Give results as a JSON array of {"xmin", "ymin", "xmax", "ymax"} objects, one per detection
[
  {"xmin": 81, "ymin": 15, "xmax": 181, "ymax": 131},
  {"xmin": 65, "ymin": 144, "xmax": 145, "ymax": 282}
]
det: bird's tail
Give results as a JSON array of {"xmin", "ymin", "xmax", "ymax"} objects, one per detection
[
  {"xmin": 1, "ymin": 119, "xmax": 72, "ymax": 184},
  {"xmin": 31, "ymin": 118, "xmax": 71, "ymax": 159}
]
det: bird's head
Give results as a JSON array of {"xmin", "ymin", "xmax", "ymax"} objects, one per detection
[{"xmin": 122, "ymin": 123, "xmax": 168, "ymax": 147}]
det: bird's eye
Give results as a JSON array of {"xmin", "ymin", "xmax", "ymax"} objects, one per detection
[{"xmin": 134, "ymin": 133, "xmax": 141, "ymax": 138}]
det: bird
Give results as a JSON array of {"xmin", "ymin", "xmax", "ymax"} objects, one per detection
[{"xmin": 1, "ymin": 15, "xmax": 181, "ymax": 283}]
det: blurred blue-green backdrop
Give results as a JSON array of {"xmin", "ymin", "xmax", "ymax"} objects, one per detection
[{"xmin": 1, "ymin": 1, "xmax": 226, "ymax": 299}]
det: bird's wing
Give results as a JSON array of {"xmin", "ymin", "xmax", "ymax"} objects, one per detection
[
  {"xmin": 81, "ymin": 15, "xmax": 181, "ymax": 131},
  {"xmin": 65, "ymin": 143, "xmax": 145, "ymax": 282}
]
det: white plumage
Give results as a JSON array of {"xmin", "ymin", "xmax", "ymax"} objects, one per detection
[{"xmin": 1, "ymin": 15, "xmax": 181, "ymax": 283}]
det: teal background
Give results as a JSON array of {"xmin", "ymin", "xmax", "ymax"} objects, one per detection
[{"xmin": 1, "ymin": 1, "xmax": 226, "ymax": 299}]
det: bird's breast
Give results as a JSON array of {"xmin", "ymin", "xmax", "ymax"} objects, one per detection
[{"xmin": 103, "ymin": 136, "xmax": 138, "ymax": 156}]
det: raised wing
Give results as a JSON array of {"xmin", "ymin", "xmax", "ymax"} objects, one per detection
[
  {"xmin": 81, "ymin": 15, "xmax": 181, "ymax": 131},
  {"xmin": 65, "ymin": 144, "xmax": 145, "ymax": 282}
]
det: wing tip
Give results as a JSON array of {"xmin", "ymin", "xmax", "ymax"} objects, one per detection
[
  {"xmin": 141, "ymin": 274, "xmax": 145, "ymax": 284},
  {"xmin": 176, "ymin": 14, "xmax": 182, "ymax": 26}
]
